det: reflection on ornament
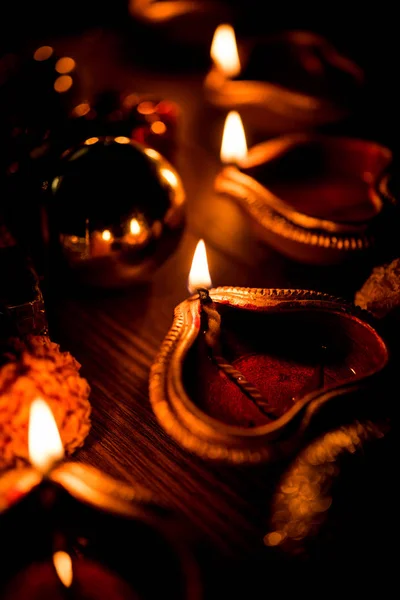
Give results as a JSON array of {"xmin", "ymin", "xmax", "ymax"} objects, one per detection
[
  {"xmin": 45, "ymin": 136, "xmax": 185, "ymax": 287},
  {"xmin": 90, "ymin": 229, "xmax": 114, "ymax": 257}
]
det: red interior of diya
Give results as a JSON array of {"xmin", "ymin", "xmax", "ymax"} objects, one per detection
[
  {"xmin": 243, "ymin": 139, "xmax": 389, "ymax": 224},
  {"xmin": 182, "ymin": 304, "xmax": 387, "ymax": 428}
]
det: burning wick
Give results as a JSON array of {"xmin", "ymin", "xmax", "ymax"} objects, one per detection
[{"xmin": 188, "ymin": 240, "xmax": 278, "ymax": 420}]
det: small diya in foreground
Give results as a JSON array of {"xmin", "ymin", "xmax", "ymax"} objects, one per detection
[
  {"xmin": 0, "ymin": 400, "xmax": 201, "ymax": 600},
  {"xmin": 205, "ymin": 25, "xmax": 364, "ymax": 131},
  {"xmin": 215, "ymin": 113, "xmax": 393, "ymax": 265},
  {"xmin": 149, "ymin": 241, "xmax": 389, "ymax": 464}
]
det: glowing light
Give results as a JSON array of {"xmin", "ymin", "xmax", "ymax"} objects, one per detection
[
  {"xmin": 101, "ymin": 230, "xmax": 112, "ymax": 241},
  {"xmin": 129, "ymin": 219, "xmax": 141, "ymax": 235},
  {"xmin": 137, "ymin": 101, "xmax": 156, "ymax": 115},
  {"xmin": 53, "ymin": 551, "xmax": 73, "ymax": 588},
  {"xmin": 54, "ymin": 75, "xmax": 73, "ymax": 93},
  {"xmin": 84, "ymin": 137, "xmax": 99, "ymax": 146},
  {"xmin": 72, "ymin": 103, "xmax": 91, "ymax": 117},
  {"xmin": 220, "ymin": 111, "xmax": 247, "ymax": 164},
  {"xmin": 55, "ymin": 57, "xmax": 76, "ymax": 74},
  {"xmin": 160, "ymin": 168, "xmax": 178, "ymax": 188},
  {"xmin": 33, "ymin": 46, "xmax": 53, "ymax": 61},
  {"xmin": 188, "ymin": 240, "xmax": 212, "ymax": 294},
  {"xmin": 114, "ymin": 136, "xmax": 131, "ymax": 144},
  {"xmin": 28, "ymin": 398, "xmax": 64, "ymax": 474},
  {"xmin": 150, "ymin": 121, "xmax": 167, "ymax": 135},
  {"xmin": 210, "ymin": 24, "xmax": 241, "ymax": 78},
  {"xmin": 122, "ymin": 93, "xmax": 139, "ymax": 109}
]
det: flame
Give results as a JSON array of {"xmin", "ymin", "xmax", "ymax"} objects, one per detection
[
  {"xmin": 130, "ymin": 219, "xmax": 141, "ymax": 235},
  {"xmin": 28, "ymin": 399, "xmax": 64, "ymax": 474},
  {"xmin": 53, "ymin": 551, "xmax": 73, "ymax": 588},
  {"xmin": 210, "ymin": 24, "xmax": 241, "ymax": 78},
  {"xmin": 101, "ymin": 229, "xmax": 112, "ymax": 241},
  {"xmin": 188, "ymin": 240, "xmax": 212, "ymax": 294},
  {"xmin": 220, "ymin": 111, "xmax": 247, "ymax": 164}
]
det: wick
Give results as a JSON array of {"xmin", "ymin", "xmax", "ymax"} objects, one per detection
[{"xmin": 197, "ymin": 288, "xmax": 278, "ymax": 420}]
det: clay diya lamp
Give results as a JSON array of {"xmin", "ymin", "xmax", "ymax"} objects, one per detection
[
  {"xmin": 149, "ymin": 241, "xmax": 389, "ymax": 464},
  {"xmin": 205, "ymin": 25, "xmax": 364, "ymax": 131},
  {"xmin": 0, "ymin": 399, "xmax": 201, "ymax": 600},
  {"xmin": 215, "ymin": 113, "xmax": 393, "ymax": 265}
]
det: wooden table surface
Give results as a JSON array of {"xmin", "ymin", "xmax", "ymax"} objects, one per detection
[{"xmin": 31, "ymin": 27, "xmax": 397, "ymax": 597}]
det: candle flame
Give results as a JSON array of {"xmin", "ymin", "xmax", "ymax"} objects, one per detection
[
  {"xmin": 28, "ymin": 398, "xmax": 64, "ymax": 474},
  {"xmin": 102, "ymin": 229, "xmax": 112, "ymax": 241},
  {"xmin": 211, "ymin": 24, "xmax": 241, "ymax": 78},
  {"xmin": 53, "ymin": 551, "xmax": 73, "ymax": 588},
  {"xmin": 188, "ymin": 240, "xmax": 212, "ymax": 294},
  {"xmin": 130, "ymin": 218, "xmax": 141, "ymax": 235},
  {"xmin": 220, "ymin": 111, "xmax": 247, "ymax": 164}
]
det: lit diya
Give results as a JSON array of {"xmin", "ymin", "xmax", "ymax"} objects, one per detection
[
  {"xmin": 215, "ymin": 112, "xmax": 393, "ymax": 264},
  {"xmin": 205, "ymin": 25, "xmax": 364, "ymax": 131},
  {"xmin": 0, "ymin": 400, "xmax": 201, "ymax": 600},
  {"xmin": 149, "ymin": 241, "xmax": 389, "ymax": 464}
]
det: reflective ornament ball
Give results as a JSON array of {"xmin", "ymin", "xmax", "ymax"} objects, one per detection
[{"xmin": 44, "ymin": 137, "xmax": 185, "ymax": 287}]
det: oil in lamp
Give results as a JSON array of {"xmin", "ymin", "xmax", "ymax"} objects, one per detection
[
  {"xmin": 215, "ymin": 111, "xmax": 394, "ymax": 265},
  {"xmin": 0, "ymin": 399, "xmax": 201, "ymax": 599},
  {"xmin": 204, "ymin": 24, "xmax": 364, "ymax": 133},
  {"xmin": 149, "ymin": 240, "xmax": 389, "ymax": 464}
]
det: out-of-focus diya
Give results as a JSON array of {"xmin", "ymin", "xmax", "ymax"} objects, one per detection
[
  {"xmin": 128, "ymin": 1, "xmax": 231, "ymax": 48},
  {"xmin": 205, "ymin": 26, "xmax": 364, "ymax": 131},
  {"xmin": 215, "ymin": 114, "xmax": 393, "ymax": 265},
  {"xmin": 43, "ymin": 137, "xmax": 185, "ymax": 288},
  {"xmin": 149, "ymin": 242, "xmax": 389, "ymax": 464}
]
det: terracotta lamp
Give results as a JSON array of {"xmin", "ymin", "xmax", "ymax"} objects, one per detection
[
  {"xmin": 149, "ymin": 241, "xmax": 389, "ymax": 464},
  {"xmin": 215, "ymin": 112, "xmax": 393, "ymax": 264},
  {"xmin": 205, "ymin": 25, "xmax": 364, "ymax": 132},
  {"xmin": 0, "ymin": 400, "xmax": 201, "ymax": 600}
]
